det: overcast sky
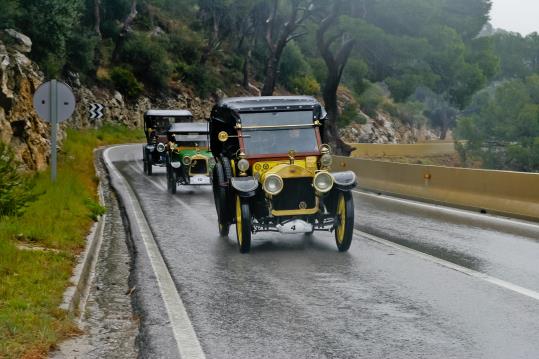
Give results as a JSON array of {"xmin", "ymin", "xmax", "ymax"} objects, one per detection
[{"xmin": 490, "ymin": 0, "xmax": 539, "ymax": 35}]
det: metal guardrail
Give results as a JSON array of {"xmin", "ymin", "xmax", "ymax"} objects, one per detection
[
  {"xmin": 349, "ymin": 143, "xmax": 456, "ymax": 157},
  {"xmin": 333, "ymin": 156, "xmax": 539, "ymax": 221}
]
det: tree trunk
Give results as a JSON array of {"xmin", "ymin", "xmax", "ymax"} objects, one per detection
[
  {"xmin": 94, "ymin": 0, "xmax": 101, "ymax": 37},
  {"xmin": 262, "ymin": 55, "xmax": 278, "ymax": 96},
  {"xmin": 242, "ymin": 50, "xmax": 251, "ymax": 90},
  {"xmin": 323, "ymin": 74, "xmax": 353, "ymax": 156}
]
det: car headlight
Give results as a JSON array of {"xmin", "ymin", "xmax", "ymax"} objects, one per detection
[
  {"xmin": 182, "ymin": 156, "xmax": 191, "ymax": 165},
  {"xmin": 263, "ymin": 174, "xmax": 284, "ymax": 196},
  {"xmin": 320, "ymin": 153, "xmax": 333, "ymax": 168},
  {"xmin": 208, "ymin": 157, "xmax": 216, "ymax": 167},
  {"xmin": 238, "ymin": 159, "xmax": 250, "ymax": 172},
  {"xmin": 157, "ymin": 143, "xmax": 166, "ymax": 153},
  {"xmin": 313, "ymin": 172, "xmax": 333, "ymax": 193},
  {"xmin": 171, "ymin": 161, "xmax": 181, "ymax": 169}
]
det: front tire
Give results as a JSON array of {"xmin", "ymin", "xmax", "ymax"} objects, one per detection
[
  {"xmin": 335, "ymin": 191, "xmax": 354, "ymax": 252},
  {"xmin": 144, "ymin": 149, "xmax": 153, "ymax": 176},
  {"xmin": 212, "ymin": 161, "xmax": 231, "ymax": 236},
  {"xmin": 235, "ymin": 195, "xmax": 251, "ymax": 253}
]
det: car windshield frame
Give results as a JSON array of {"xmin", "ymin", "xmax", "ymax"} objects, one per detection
[
  {"xmin": 171, "ymin": 132, "xmax": 209, "ymax": 147},
  {"xmin": 238, "ymin": 110, "xmax": 321, "ymax": 158}
]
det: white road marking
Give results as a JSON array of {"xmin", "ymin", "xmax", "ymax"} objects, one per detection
[
  {"xmin": 104, "ymin": 146, "xmax": 206, "ymax": 359},
  {"xmin": 356, "ymin": 230, "xmax": 539, "ymax": 302},
  {"xmin": 353, "ymin": 190, "xmax": 539, "ymax": 235}
]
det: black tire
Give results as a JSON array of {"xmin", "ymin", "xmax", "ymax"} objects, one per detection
[
  {"xmin": 212, "ymin": 161, "xmax": 230, "ymax": 236},
  {"xmin": 235, "ymin": 195, "xmax": 251, "ymax": 254},
  {"xmin": 144, "ymin": 149, "xmax": 153, "ymax": 176},
  {"xmin": 166, "ymin": 155, "xmax": 176, "ymax": 194},
  {"xmin": 335, "ymin": 191, "xmax": 354, "ymax": 252}
]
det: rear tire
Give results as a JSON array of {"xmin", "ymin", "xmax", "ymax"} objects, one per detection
[
  {"xmin": 335, "ymin": 191, "xmax": 354, "ymax": 252},
  {"xmin": 235, "ymin": 195, "xmax": 251, "ymax": 253}
]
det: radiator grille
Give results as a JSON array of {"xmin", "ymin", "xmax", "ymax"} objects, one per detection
[
  {"xmin": 273, "ymin": 177, "xmax": 315, "ymax": 211},
  {"xmin": 190, "ymin": 159, "xmax": 208, "ymax": 174}
]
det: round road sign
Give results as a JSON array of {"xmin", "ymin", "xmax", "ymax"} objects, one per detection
[{"xmin": 33, "ymin": 80, "xmax": 76, "ymax": 123}]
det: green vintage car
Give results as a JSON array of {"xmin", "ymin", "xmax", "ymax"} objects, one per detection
[{"xmin": 165, "ymin": 122, "xmax": 215, "ymax": 194}]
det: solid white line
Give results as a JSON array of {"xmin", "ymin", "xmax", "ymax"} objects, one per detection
[
  {"xmin": 353, "ymin": 190, "xmax": 539, "ymax": 233},
  {"xmin": 104, "ymin": 146, "xmax": 206, "ymax": 359},
  {"xmin": 356, "ymin": 230, "xmax": 539, "ymax": 302}
]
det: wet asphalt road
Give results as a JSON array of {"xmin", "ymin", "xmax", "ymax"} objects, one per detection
[{"xmin": 111, "ymin": 145, "xmax": 539, "ymax": 359}]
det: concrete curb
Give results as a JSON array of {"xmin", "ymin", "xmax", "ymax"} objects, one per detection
[{"xmin": 59, "ymin": 150, "xmax": 106, "ymax": 320}]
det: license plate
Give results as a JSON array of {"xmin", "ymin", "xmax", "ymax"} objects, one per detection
[{"xmin": 191, "ymin": 175, "xmax": 211, "ymax": 185}]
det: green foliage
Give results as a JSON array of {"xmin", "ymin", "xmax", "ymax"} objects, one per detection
[
  {"xmin": 338, "ymin": 102, "xmax": 365, "ymax": 128},
  {"xmin": 120, "ymin": 33, "xmax": 172, "ymax": 90},
  {"xmin": 0, "ymin": 144, "xmax": 36, "ymax": 217},
  {"xmin": 175, "ymin": 62, "xmax": 223, "ymax": 97},
  {"xmin": 279, "ymin": 42, "xmax": 316, "ymax": 92},
  {"xmin": 65, "ymin": 30, "xmax": 99, "ymax": 74},
  {"xmin": 110, "ymin": 67, "xmax": 144, "ymax": 98},
  {"xmin": 289, "ymin": 75, "xmax": 320, "ymax": 95},
  {"xmin": 15, "ymin": 0, "xmax": 83, "ymax": 77},
  {"xmin": 0, "ymin": 0, "xmax": 20, "ymax": 28},
  {"xmin": 343, "ymin": 59, "xmax": 369, "ymax": 95},
  {"xmin": 359, "ymin": 83, "xmax": 386, "ymax": 117},
  {"xmin": 456, "ymin": 76, "xmax": 539, "ymax": 171}
]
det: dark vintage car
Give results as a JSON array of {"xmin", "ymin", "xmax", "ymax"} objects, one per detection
[
  {"xmin": 142, "ymin": 109, "xmax": 193, "ymax": 175},
  {"xmin": 165, "ymin": 122, "xmax": 215, "ymax": 194},
  {"xmin": 209, "ymin": 96, "xmax": 357, "ymax": 253}
]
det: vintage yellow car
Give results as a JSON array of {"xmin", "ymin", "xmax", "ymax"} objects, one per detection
[{"xmin": 209, "ymin": 96, "xmax": 357, "ymax": 253}]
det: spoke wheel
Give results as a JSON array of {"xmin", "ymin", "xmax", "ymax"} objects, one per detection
[
  {"xmin": 335, "ymin": 191, "xmax": 354, "ymax": 252},
  {"xmin": 235, "ymin": 195, "xmax": 252, "ymax": 253}
]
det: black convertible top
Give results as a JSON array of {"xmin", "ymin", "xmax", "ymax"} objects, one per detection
[{"xmin": 211, "ymin": 96, "xmax": 327, "ymax": 125}]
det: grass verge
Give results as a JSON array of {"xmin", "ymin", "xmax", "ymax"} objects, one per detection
[{"xmin": 0, "ymin": 124, "xmax": 144, "ymax": 358}]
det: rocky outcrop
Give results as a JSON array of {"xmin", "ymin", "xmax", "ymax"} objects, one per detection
[
  {"xmin": 0, "ymin": 29, "xmax": 51, "ymax": 171},
  {"xmin": 69, "ymin": 85, "xmax": 214, "ymax": 129},
  {"xmin": 339, "ymin": 110, "xmax": 438, "ymax": 144}
]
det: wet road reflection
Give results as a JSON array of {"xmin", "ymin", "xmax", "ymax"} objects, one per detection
[{"xmin": 111, "ymin": 146, "xmax": 539, "ymax": 359}]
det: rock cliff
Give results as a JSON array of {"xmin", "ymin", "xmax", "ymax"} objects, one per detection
[{"xmin": 0, "ymin": 29, "xmax": 50, "ymax": 171}]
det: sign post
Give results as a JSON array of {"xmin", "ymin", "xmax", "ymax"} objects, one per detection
[{"xmin": 33, "ymin": 80, "xmax": 76, "ymax": 182}]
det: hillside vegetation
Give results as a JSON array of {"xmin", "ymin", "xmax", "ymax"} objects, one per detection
[{"xmin": 1, "ymin": 0, "xmax": 538, "ymax": 169}]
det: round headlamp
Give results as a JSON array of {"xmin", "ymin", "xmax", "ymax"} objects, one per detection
[
  {"xmin": 208, "ymin": 157, "xmax": 216, "ymax": 167},
  {"xmin": 171, "ymin": 161, "xmax": 181, "ymax": 169},
  {"xmin": 156, "ymin": 143, "xmax": 166, "ymax": 153},
  {"xmin": 263, "ymin": 174, "xmax": 284, "ymax": 196},
  {"xmin": 320, "ymin": 153, "xmax": 333, "ymax": 168},
  {"xmin": 182, "ymin": 156, "xmax": 192, "ymax": 166},
  {"xmin": 237, "ymin": 159, "xmax": 250, "ymax": 172},
  {"xmin": 313, "ymin": 172, "xmax": 334, "ymax": 193}
]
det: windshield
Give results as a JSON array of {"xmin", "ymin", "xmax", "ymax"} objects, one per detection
[
  {"xmin": 172, "ymin": 133, "xmax": 208, "ymax": 147},
  {"xmin": 240, "ymin": 111, "xmax": 319, "ymax": 156}
]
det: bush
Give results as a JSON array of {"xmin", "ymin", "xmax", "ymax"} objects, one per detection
[
  {"xmin": 175, "ymin": 62, "xmax": 223, "ymax": 97},
  {"xmin": 0, "ymin": 143, "xmax": 36, "ymax": 217},
  {"xmin": 66, "ymin": 31, "xmax": 99, "ymax": 74},
  {"xmin": 290, "ymin": 75, "xmax": 320, "ymax": 95},
  {"xmin": 359, "ymin": 83, "xmax": 385, "ymax": 117},
  {"xmin": 120, "ymin": 33, "xmax": 172, "ymax": 90},
  {"xmin": 279, "ymin": 42, "xmax": 314, "ymax": 91},
  {"xmin": 110, "ymin": 67, "xmax": 144, "ymax": 98}
]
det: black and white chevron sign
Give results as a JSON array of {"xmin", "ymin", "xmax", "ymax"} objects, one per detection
[{"xmin": 89, "ymin": 103, "xmax": 104, "ymax": 119}]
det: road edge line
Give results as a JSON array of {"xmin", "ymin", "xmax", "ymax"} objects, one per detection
[
  {"xmin": 104, "ymin": 145, "xmax": 206, "ymax": 359},
  {"xmin": 356, "ymin": 230, "xmax": 539, "ymax": 302}
]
